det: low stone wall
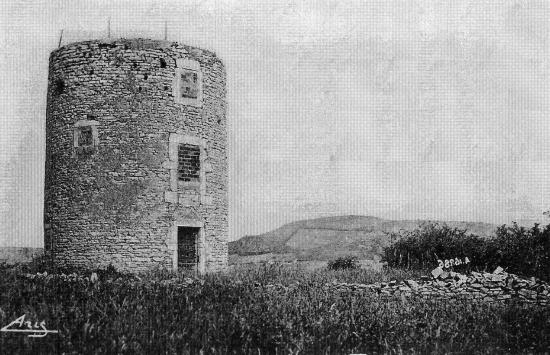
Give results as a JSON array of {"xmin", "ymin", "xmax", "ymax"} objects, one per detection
[
  {"xmin": 247, "ymin": 268, "xmax": 550, "ymax": 306},
  {"xmin": 19, "ymin": 265, "xmax": 550, "ymax": 307},
  {"xmin": 329, "ymin": 269, "xmax": 549, "ymax": 305}
]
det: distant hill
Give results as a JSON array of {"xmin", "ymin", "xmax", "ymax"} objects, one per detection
[
  {"xmin": 229, "ymin": 215, "xmax": 497, "ymax": 263},
  {"xmin": 0, "ymin": 247, "xmax": 43, "ymax": 264}
]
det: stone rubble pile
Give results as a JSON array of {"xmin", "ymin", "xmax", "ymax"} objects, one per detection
[{"xmin": 330, "ymin": 267, "xmax": 550, "ymax": 305}]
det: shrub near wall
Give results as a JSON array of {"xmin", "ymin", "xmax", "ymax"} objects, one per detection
[
  {"xmin": 383, "ymin": 223, "xmax": 485, "ymax": 271},
  {"xmin": 383, "ymin": 222, "xmax": 550, "ymax": 281},
  {"xmin": 491, "ymin": 223, "xmax": 550, "ymax": 281}
]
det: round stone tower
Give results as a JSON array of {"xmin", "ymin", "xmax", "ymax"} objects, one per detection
[{"xmin": 44, "ymin": 38, "xmax": 228, "ymax": 273}]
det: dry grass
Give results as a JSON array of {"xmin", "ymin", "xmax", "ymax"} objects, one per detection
[{"xmin": 0, "ymin": 262, "xmax": 548, "ymax": 354}]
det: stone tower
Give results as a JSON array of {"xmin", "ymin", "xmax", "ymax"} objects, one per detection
[{"xmin": 44, "ymin": 38, "xmax": 228, "ymax": 273}]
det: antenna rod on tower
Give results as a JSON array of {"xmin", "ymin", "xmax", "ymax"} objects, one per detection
[
  {"xmin": 108, "ymin": 17, "xmax": 111, "ymax": 38},
  {"xmin": 58, "ymin": 29, "xmax": 63, "ymax": 48},
  {"xmin": 164, "ymin": 20, "xmax": 167, "ymax": 40}
]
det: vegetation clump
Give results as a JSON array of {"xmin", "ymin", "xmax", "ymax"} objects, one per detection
[
  {"xmin": 0, "ymin": 263, "xmax": 548, "ymax": 354},
  {"xmin": 383, "ymin": 222, "xmax": 550, "ymax": 281},
  {"xmin": 327, "ymin": 255, "xmax": 360, "ymax": 270}
]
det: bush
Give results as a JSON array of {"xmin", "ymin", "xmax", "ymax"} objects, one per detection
[
  {"xmin": 383, "ymin": 223, "xmax": 483, "ymax": 271},
  {"xmin": 327, "ymin": 255, "xmax": 360, "ymax": 270},
  {"xmin": 97, "ymin": 263, "xmax": 120, "ymax": 278},
  {"xmin": 383, "ymin": 222, "xmax": 550, "ymax": 281},
  {"xmin": 491, "ymin": 223, "xmax": 550, "ymax": 280}
]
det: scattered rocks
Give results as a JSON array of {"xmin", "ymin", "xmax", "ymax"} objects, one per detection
[
  {"xmin": 404, "ymin": 279, "xmax": 420, "ymax": 289},
  {"xmin": 431, "ymin": 267, "xmax": 444, "ymax": 279},
  {"xmin": 328, "ymin": 267, "xmax": 550, "ymax": 305}
]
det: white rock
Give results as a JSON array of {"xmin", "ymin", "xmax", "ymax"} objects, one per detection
[
  {"xmin": 431, "ymin": 267, "xmax": 444, "ymax": 279},
  {"xmin": 90, "ymin": 272, "xmax": 99, "ymax": 283}
]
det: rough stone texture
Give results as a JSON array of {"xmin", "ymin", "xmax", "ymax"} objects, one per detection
[
  {"xmin": 242, "ymin": 266, "xmax": 550, "ymax": 306},
  {"xmin": 327, "ymin": 268, "xmax": 550, "ymax": 305},
  {"xmin": 44, "ymin": 38, "xmax": 228, "ymax": 273}
]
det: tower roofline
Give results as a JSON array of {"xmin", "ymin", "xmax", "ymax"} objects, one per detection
[{"xmin": 50, "ymin": 37, "xmax": 220, "ymax": 61}]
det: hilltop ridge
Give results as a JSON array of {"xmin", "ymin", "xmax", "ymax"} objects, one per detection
[{"xmin": 229, "ymin": 215, "xmax": 497, "ymax": 263}]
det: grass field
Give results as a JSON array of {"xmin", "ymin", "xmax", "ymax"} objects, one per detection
[{"xmin": 0, "ymin": 262, "xmax": 548, "ymax": 354}]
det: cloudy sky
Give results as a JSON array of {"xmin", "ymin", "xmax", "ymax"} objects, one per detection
[{"xmin": 0, "ymin": 0, "xmax": 548, "ymax": 246}]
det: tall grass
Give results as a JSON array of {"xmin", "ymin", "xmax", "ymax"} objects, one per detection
[
  {"xmin": 225, "ymin": 262, "xmax": 424, "ymax": 285},
  {"xmin": 0, "ymin": 263, "xmax": 548, "ymax": 354}
]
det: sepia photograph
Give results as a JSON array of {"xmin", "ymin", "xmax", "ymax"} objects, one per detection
[{"xmin": 0, "ymin": 0, "xmax": 549, "ymax": 353}]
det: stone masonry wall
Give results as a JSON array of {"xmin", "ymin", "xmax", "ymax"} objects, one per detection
[
  {"xmin": 45, "ymin": 38, "xmax": 228, "ymax": 272},
  {"xmin": 254, "ymin": 268, "xmax": 550, "ymax": 306}
]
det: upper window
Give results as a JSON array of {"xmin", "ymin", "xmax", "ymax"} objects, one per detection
[
  {"xmin": 168, "ymin": 133, "xmax": 207, "ymax": 198},
  {"xmin": 78, "ymin": 126, "xmax": 94, "ymax": 147},
  {"xmin": 177, "ymin": 144, "xmax": 200, "ymax": 182},
  {"xmin": 173, "ymin": 59, "xmax": 202, "ymax": 106},
  {"xmin": 179, "ymin": 70, "xmax": 199, "ymax": 99},
  {"xmin": 73, "ymin": 119, "xmax": 99, "ymax": 156}
]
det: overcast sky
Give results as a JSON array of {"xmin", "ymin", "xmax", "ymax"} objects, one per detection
[{"xmin": 0, "ymin": 0, "xmax": 548, "ymax": 247}]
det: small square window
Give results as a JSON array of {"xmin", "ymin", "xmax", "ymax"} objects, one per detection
[
  {"xmin": 177, "ymin": 144, "xmax": 200, "ymax": 182},
  {"xmin": 173, "ymin": 59, "xmax": 202, "ymax": 106},
  {"xmin": 73, "ymin": 119, "xmax": 99, "ymax": 157},
  {"xmin": 180, "ymin": 70, "xmax": 199, "ymax": 99},
  {"xmin": 78, "ymin": 126, "xmax": 93, "ymax": 147}
]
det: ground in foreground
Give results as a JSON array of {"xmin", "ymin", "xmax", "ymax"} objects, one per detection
[{"xmin": 0, "ymin": 263, "xmax": 548, "ymax": 354}]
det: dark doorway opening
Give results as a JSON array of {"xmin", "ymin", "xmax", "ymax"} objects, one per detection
[{"xmin": 177, "ymin": 227, "xmax": 200, "ymax": 271}]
